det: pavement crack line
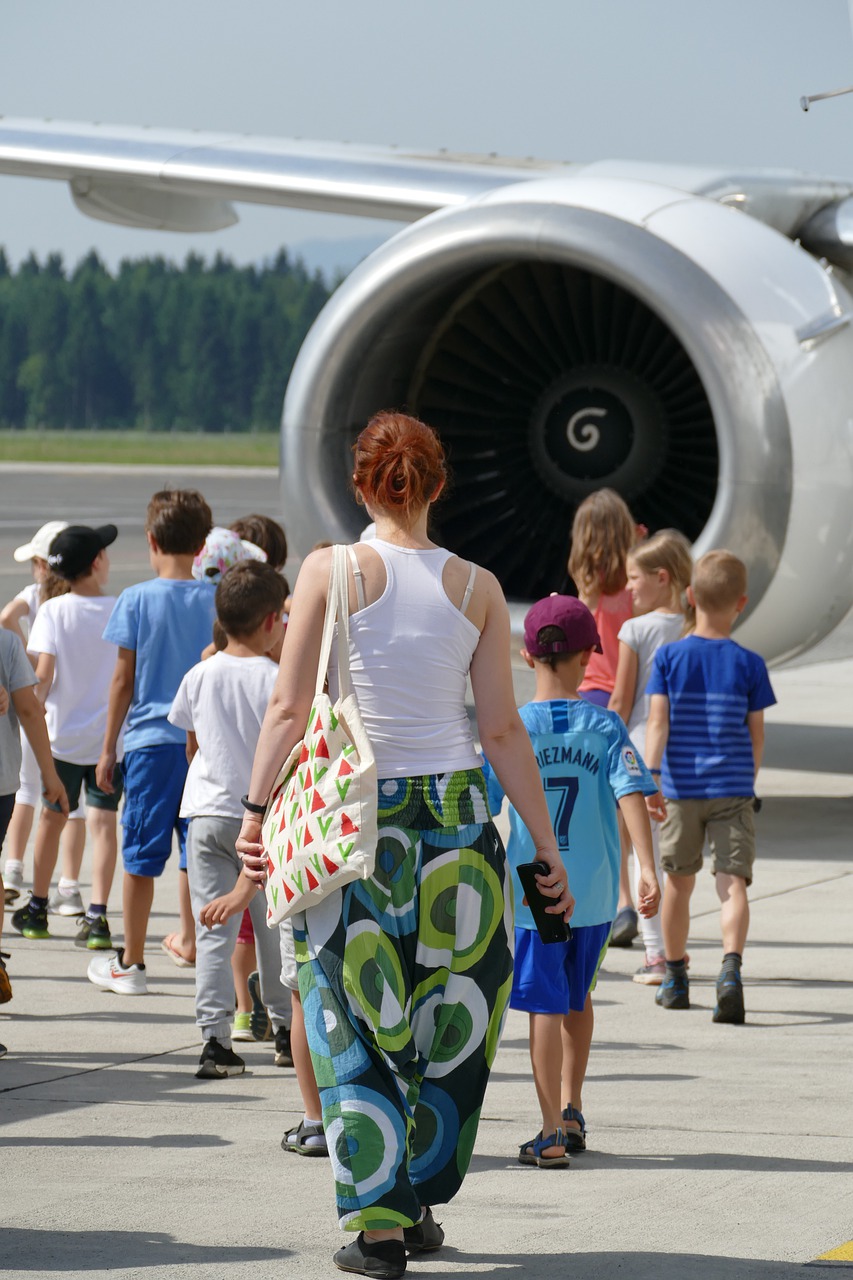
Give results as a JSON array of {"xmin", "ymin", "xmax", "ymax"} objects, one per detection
[{"xmin": 0, "ymin": 1041, "xmax": 200, "ymax": 1095}]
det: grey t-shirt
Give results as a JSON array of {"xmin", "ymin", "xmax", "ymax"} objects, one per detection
[
  {"xmin": 0, "ymin": 630, "xmax": 38, "ymax": 796},
  {"xmin": 617, "ymin": 610, "xmax": 685, "ymax": 751}
]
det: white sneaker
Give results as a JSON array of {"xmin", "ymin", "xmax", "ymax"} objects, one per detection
[
  {"xmin": 87, "ymin": 948, "xmax": 148, "ymax": 995},
  {"xmin": 3, "ymin": 862, "xmax": 24, "ymax": 904},
  {"xmin": 48, "ymin": 888, "xmax": 85, "ymax": 916}
]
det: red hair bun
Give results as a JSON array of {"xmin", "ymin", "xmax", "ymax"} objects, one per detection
[{"xmin": 352, "ymin": 411, "xmax": 447, "ymax": 514}]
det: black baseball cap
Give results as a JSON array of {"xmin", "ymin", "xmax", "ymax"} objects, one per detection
[{"xmin": 47, "ymin": 525, "xmax": 118, "ymax": 580}]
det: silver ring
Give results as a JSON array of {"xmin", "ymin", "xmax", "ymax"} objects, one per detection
[{"xmin": 554, "ymin": 880, "xmax": 564, "ymax": 893}]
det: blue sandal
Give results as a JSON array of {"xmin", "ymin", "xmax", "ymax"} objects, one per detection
[
  {"xmin": 561, "ymin": 1105, "xmax": 587, "ymax": 1152},
  {"xmin": 518, "ymin": 1127, "xmax": 570, "ymax": 1168}
]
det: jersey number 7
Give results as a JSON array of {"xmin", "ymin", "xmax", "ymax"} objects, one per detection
[{"xmin": 545, "ymin": 775, "xmax": 579, "ymax": 850}]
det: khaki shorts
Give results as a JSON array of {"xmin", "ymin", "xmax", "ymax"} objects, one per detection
[{"xmin": 659, "ymin": 796, "xmax": 756, "ymax": 884}]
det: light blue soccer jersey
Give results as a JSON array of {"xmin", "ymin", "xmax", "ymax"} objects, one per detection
[{"xmin": 485, "ymin": 699, "xmax": 657, "ymax": 929}]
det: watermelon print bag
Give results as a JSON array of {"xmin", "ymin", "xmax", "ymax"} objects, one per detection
[{"xmin": 263, "ymin": 544, "xmax": 378, "ymax": 924}]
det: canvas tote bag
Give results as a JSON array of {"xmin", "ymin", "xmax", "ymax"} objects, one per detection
[{"xmin": 263, "ymin": 543, "xmax": 378, "ymax": 924}]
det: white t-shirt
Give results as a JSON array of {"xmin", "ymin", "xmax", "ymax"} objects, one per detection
[
  {"xmin": 27, "ymin": 594, "xmax": 120, "ymax": 765},
  {"xmin": 617, "ymin": 610, "xmax": 685, "ymax": 752},
  {"xmin": 15, "ymin": 582, "xmax": 41, "ymax": 636},
  {"xmin": 168, "ymin": 652, "xmax": 278, "ymax": 819}
]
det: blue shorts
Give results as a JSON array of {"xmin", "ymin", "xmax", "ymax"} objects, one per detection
[
  {"xmin": 511, "ymin": 922, "xmax": 611, "ymax": 1014},
  {"xmin": 121, "ymin": 744, "xmax": 190, "ymax": 877}
]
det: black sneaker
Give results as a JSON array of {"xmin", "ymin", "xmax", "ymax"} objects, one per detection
[
  {"xmin": 195, "ymin": 1038, "xmax": 245, "ymax": 1079},
  {"xmin": 655, "ymin": 969, "xmax": 689, "ymax": 1009},
  {"xmin": 10, "ymin": 902, "xmax": 50, "ymax": 939},
  {"xmin": 404, "ymin": 1208, "xmax": 444, "ymax": 1254},
  {"xmin": 74, "ymin": 915, "xmax": 113, "ymax": 950},
  {"xmin": 0, "ymin": 952, "xmax": 12, "ymax": 1004},
  {"xmin": 274, "ymin": 1025, "xmax": 294, "ymax": 1068},
  {"xmin": 333, "ymin": 1233, "xmax": 406, "ymax": 1278},
  {"xmin": 713, "ymin": 969, "xmax": 745, "ymax": 1024},
  {"xmin": 247, "ymin": 970, "xmax": 272, "ymax": 1041}
]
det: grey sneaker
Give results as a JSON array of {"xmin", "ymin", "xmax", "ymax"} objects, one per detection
[
  {"xmin": 196, "ymin": 1037, "xmax": 245, "ymax": 1079},
  {"xmin": 404, "ymin": 1208, "xmax": 444, "ymax": 1254},
  {"xmin": 48, "ymin": 888, "xmax": 84, "ymax": 917}
]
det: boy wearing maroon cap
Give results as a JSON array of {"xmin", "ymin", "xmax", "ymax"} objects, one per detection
[
  {"xmin": 485, "ymin": 595, "xmax": 662, "ymax": 1167},
  {"xmin": 11, "ymin": 525, "xmax": 123, "ymax": 949}
]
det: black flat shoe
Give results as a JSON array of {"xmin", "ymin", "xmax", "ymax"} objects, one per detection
[
  {"xmin": 333, "ymin": 1232, "xmax": 406, "ymax": 1278},
  {"xmin": 404, "ymin": 1207, "xmax": 444, "ymax": 1254}
]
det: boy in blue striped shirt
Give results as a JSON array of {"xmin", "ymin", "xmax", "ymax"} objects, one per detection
[{"xmin": 644, "ymin": 550, "xmax": 776, "ymax": 1024}]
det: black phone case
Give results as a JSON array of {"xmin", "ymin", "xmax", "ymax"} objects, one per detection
[{"xmin": 516, "ymin": 861, "xmax": 571, "ymax": 944}]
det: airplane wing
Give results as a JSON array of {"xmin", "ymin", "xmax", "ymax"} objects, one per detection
[{"xmin": 0, "ymin": 116, "xmax": 572, "ymax": 229}]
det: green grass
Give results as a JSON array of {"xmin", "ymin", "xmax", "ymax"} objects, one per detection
[{"xmin": 0, "ymin": 430, "xmax": 279, "ymax": 467}]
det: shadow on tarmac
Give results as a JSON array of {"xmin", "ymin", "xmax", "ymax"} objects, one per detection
[
  {"xmin": 429, "ymin": 1248, "xmax": 826, "ymax": 1278},
  {"xmin": 1, "ymin": 1230, "xmax": 289, "ymax": 1271},
  {"xmin": 764, "ymin": 722, "xmax": 853, "ymax": 773},
  {"xmin": 0, "ymin": 1133, "xmax": 229, "ymax": 1147}
]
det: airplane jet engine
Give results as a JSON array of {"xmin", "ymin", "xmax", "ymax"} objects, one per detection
[{"xmin": 281, "ymin": 176, "xmax": 853, "ymax": 664}]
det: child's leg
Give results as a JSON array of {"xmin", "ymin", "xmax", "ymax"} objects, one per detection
[
  {"xmin": 86, "ymin": 807, "xmax": 117, "ymax": 909},
  {"xmin": 250, "ymin": 897, "xmax": 293, "ymax": 1034},
  {"xmin": 661, "ymin": 872, "xmax": 695, "ymax": 959},
  {"xmin": 716, "ymin": 873, "xmax": 749, "ymax": 954},
  {"xmin": 123, "ymin": 873, "xmax": 155, "ymax": 966},
  {"xmin": 171, "ymin": 869, "xmax": 197, "ymax": 964},
  {"xmin": 232, "ymin": 926, "xmax": 256, "ymax": 1015},
  {"xmin": 31, "ymin": 807, "xmax": 68, "ymax": 899},
  {"xmin": 634, "ymin": 823, "xmax": 665, "ymax": 960},
  {"xmin": 560, "ymin": 994, "xmax": 594, "ymax": 1123},
  {"xmin": 186, "ymin": 818, "xmax": 242, "ymax": 1042},
  {"xmin": 528, "ymin": 1012, "xmax": 566, "ymax": 1154},
  {"xmin": 59, "ymin": 814, "xmax": 87, "ymax": 883},
  {"xmin": 3, "ymin": 802, "xmax": 34, "ymax": 868},
  {"xmin": 290, "ymin": 990, "xmax": 323, "ymax": 1119}
]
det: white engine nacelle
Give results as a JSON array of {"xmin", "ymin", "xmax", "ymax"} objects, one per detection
[{"xmin": 281, "ymin": 176, "xmax": 853, "ymax": 663}]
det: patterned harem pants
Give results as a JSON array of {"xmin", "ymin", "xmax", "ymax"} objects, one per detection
[{"xmin": 293, "ymin": 768, "xmax": 514, "ymax": 1231}]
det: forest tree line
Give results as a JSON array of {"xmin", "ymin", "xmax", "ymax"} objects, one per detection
[{"xmin": 0, "ymin": 248, "xmax": 331, "ymax": 431}]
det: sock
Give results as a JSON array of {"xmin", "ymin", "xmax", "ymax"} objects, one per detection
[
  {"xmin": 28, "ymin": 894, "xmax": 48, "ymax": 912},
  {"xmin": 304, "ymin": 1116, "xmax": 322, "ymax": 1126},
  {"xmin": 86, "ymin": 903, "xmax": 107, "ymax": 920},
  {"xmin": 721, "ymin": 951, "xmax": 742, "ymax": 975},
  {"xmin": 58, "ymin": 877, "xmax": 80, "ymax": 896},
  {"xmin": 4, "ymin": 859, "xmax": 23, "ymax": 875},
  {"xmin": 665, "ymin": 957, "xmax": 687, "ymax": 972}
]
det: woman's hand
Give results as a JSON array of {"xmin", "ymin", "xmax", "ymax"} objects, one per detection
[
  {"xmin": 236, "ymin": 814, "xmax": 268, "ymax": 884},
  {"xmin": 533, "ymin": 846, "xmax": 575, "ymax": 922}
]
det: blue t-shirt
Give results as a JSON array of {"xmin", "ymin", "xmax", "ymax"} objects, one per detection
[
  {"xmin": 103, "ymin": 578, "xmax": 217, "ymax": 751},
  {"xmin": 646, "ymin": 635, "xmax": 776, "ymax": 800},
  {"xmin": 485, "ymin": 699, "xmax": 657, "ymax": 930}
]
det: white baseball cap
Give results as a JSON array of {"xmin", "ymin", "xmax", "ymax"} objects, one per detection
[{"xmin": 13, "ymin": 521, "xmax": 70, "ymax": 563}]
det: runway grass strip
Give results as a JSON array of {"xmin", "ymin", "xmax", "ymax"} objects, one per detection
[{"xmin": 0, "ymin": 429, "xmax": 278, "ymax": 467}]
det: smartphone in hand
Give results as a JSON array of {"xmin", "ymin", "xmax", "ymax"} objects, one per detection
[{"xmin": 516, "ymin": 861, "xmax": 572, "ymax": 945}]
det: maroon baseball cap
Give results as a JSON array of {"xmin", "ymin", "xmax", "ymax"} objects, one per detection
[{"xmin": 523, "ymin": 595, "xmax": 603, "ymax": 656}]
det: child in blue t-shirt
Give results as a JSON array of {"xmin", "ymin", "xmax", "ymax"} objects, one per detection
[
  {"xmin": 90, "ymin": 490, "xmax": 216, "ymax": 996},
  {"xmin": 644, "ymin": 550, "xmax": 776, "ymax": 1025},
  {"xmin": 486, "ymin": 596, "xmax": 660, "ymax": 1167}
]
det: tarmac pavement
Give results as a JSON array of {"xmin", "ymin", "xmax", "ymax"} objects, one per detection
[{"xmin": 1, "ymin": 465, "xmax": 852, "ymax": 1278}]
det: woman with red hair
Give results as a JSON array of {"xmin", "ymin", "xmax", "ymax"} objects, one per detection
[{"xmin": 238, "ymin": 412, "xmax": 572, "ymax": 1279}]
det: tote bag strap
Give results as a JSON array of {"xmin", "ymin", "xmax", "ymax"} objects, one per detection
[{"xmin": 314, "ymin": 544, "xmax": 355, "ymax": 700}]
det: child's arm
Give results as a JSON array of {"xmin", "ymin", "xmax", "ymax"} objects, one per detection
[
  {"xmin": 32, "ymin": 652, "xmax": 55, "ymax": 705},
  {"xmin": 642, "ymin": 693, "xmax": 670, "ymax": 820},
  {"xmin": 198, "ymin": 870, "xmax": 258, "ymax": 928},
  {"xmin": 608, "ymin": 641, "xmax": 638, "ymax": 722},
  {"xmin": 747, "ymin": 709, "xmax": 765, "ymax": 781},
  {"xmin": 619, "ymin": 791, "xmax": 660, "ymax": 917},
  {"xmin": 12, "ymin": 686, "xmax": 69, "ymax": 813},
  {"xmin": 97, "ymin": 647, "xmax": 135, "ymax": 793},
  {"xmin": 186, "ymin": 730, "xmax": 199, "ymax": 765},
  {"xmin": 0, "ymin": 598, "xmax": 32, "ymax": 657}
]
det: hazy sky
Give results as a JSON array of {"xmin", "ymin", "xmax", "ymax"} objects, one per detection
[{"xmin": 3, "ymin": 0, "xmax": 853, "ymax": 272}]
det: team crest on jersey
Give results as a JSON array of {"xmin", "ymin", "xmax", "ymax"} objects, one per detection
[{"xmin": 621, "ymin": 745, "xmax": 642, "ymax": 776}]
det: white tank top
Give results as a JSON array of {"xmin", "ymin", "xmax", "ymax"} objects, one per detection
[{"xmin": 330, "ymin": 540, "xmax": 483, "ymax": 779}]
